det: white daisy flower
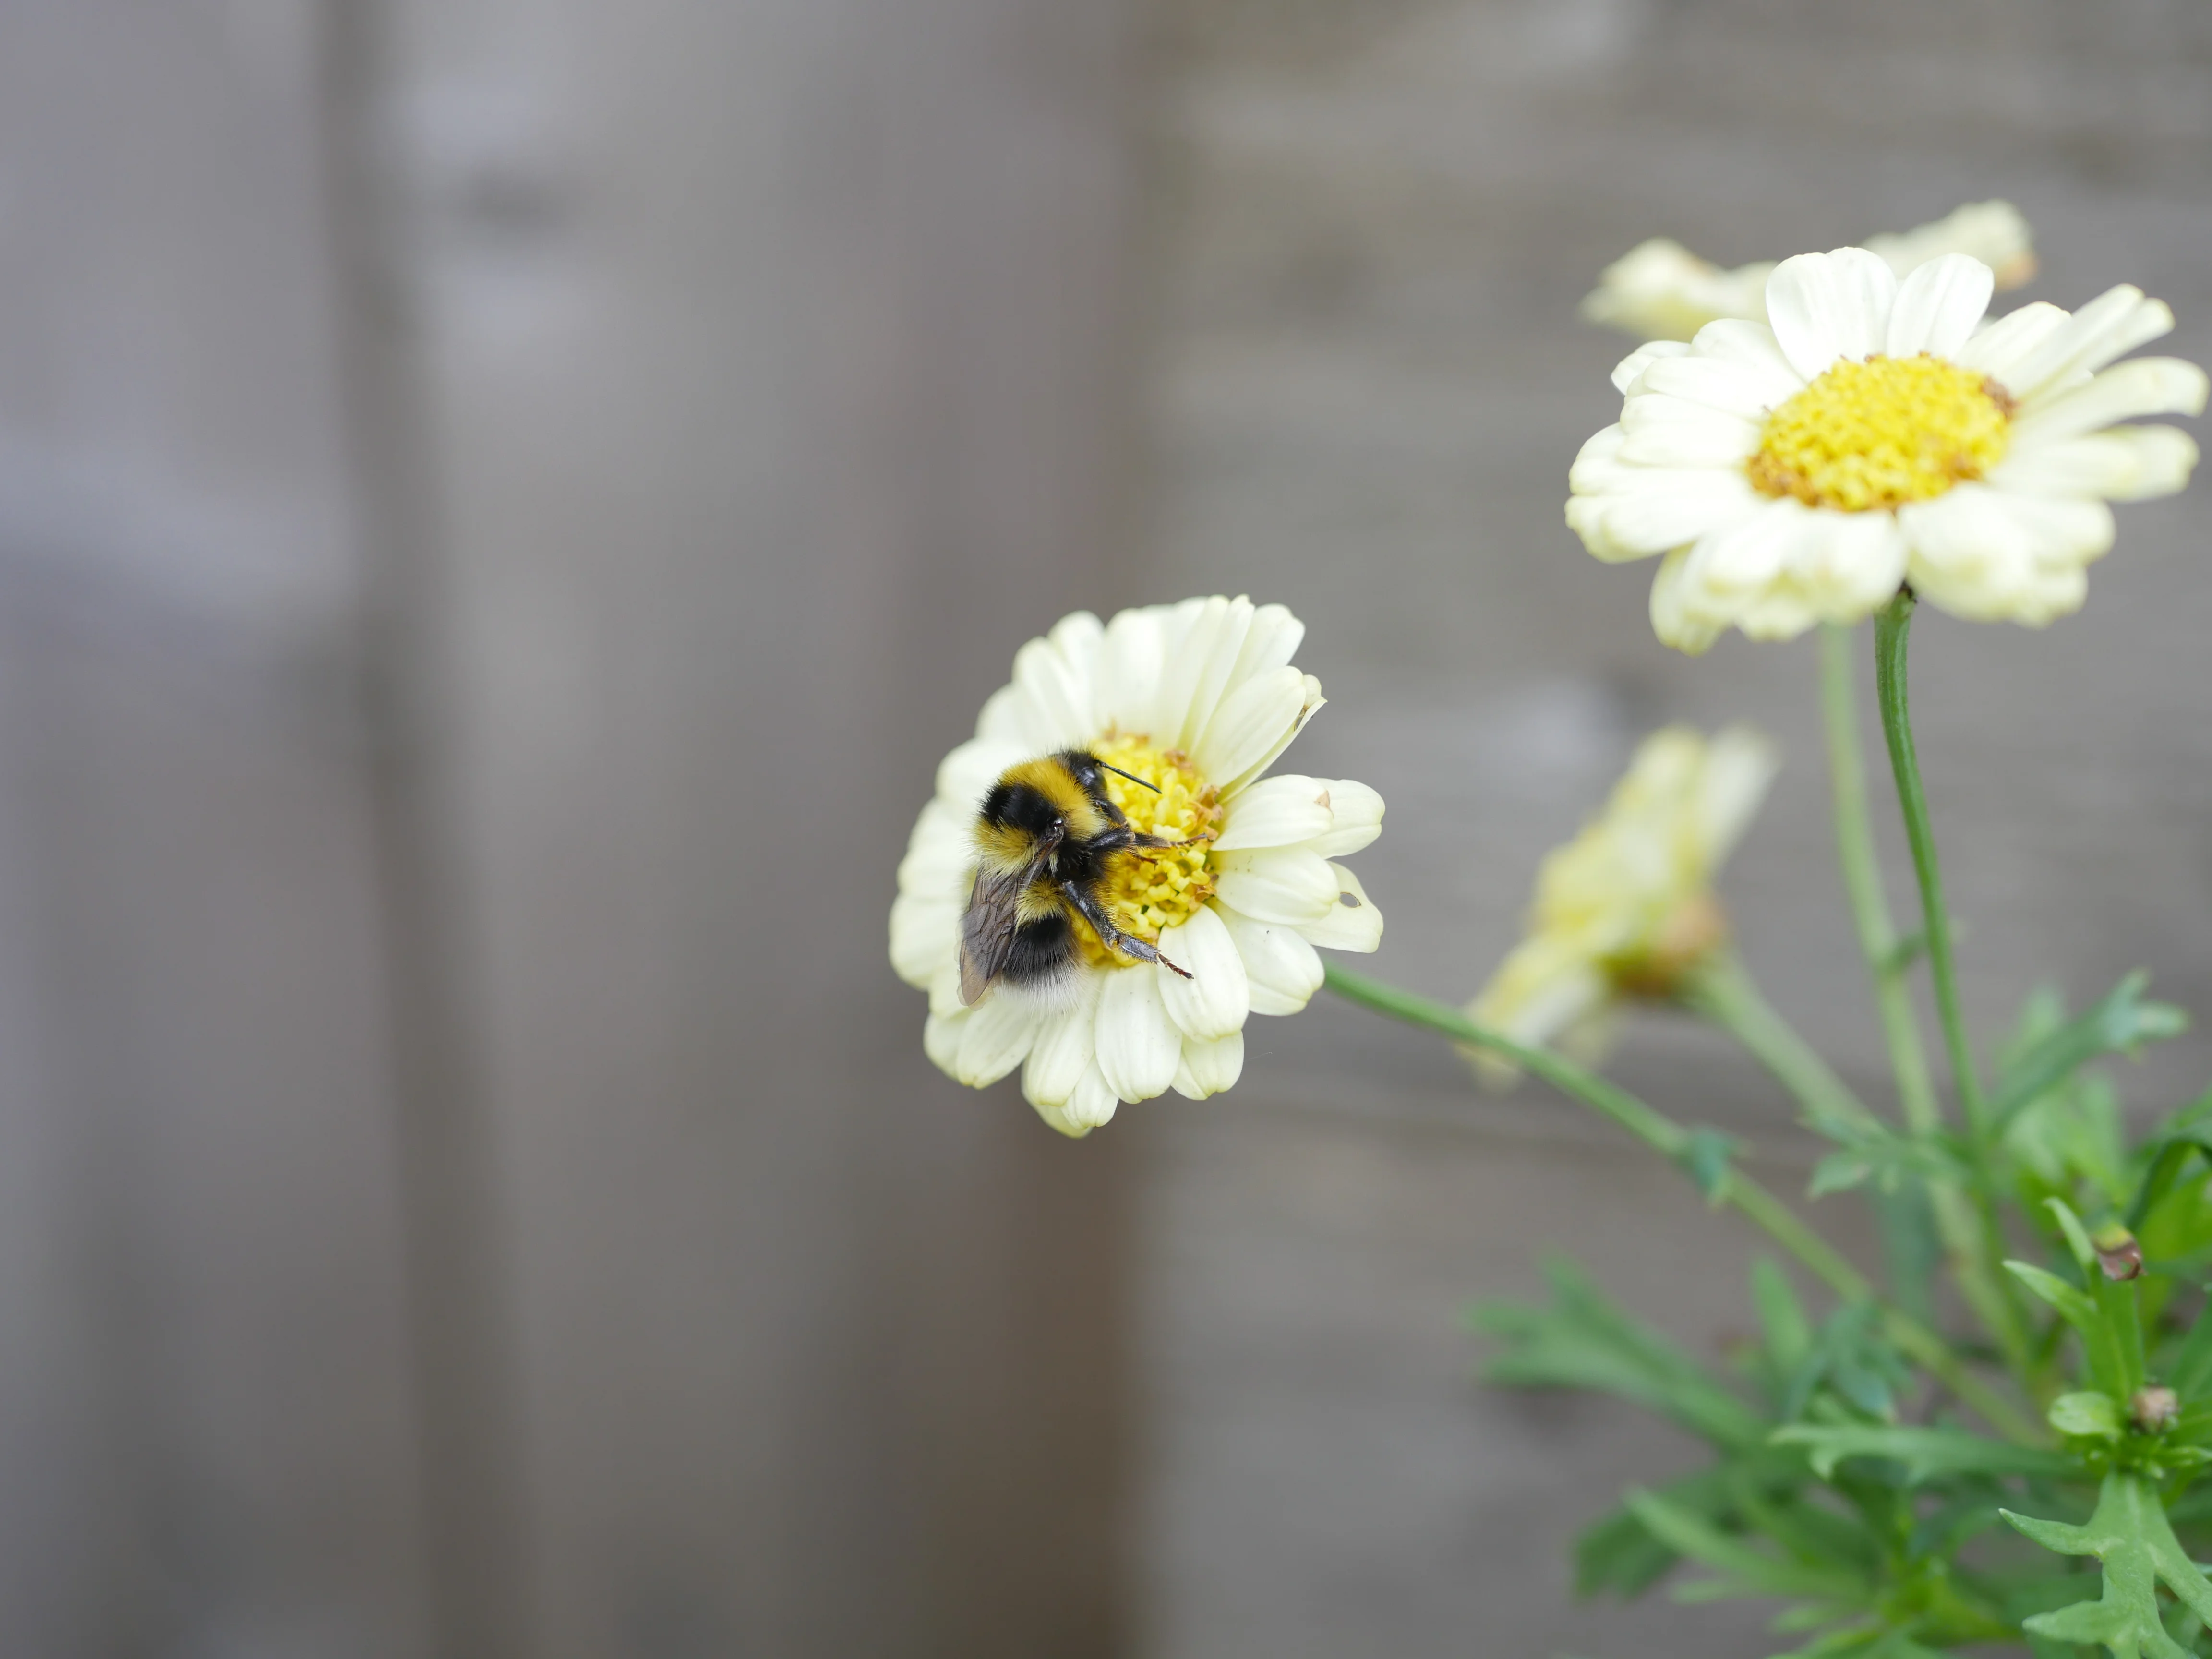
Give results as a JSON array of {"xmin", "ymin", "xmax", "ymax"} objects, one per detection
[
  {"xmin": 890, "ymin": 597, "xmax": 1385, "ymax": 1137},
  {"xmin": 1468, "ymin": 726, "xmax": 1776, "ymax": 1080},
  {"xmin": 1583, "ymin": 201, "xmax": 2037, "ymax": 343},
  {"xmin": 1568, "ymin": 247, "xmax": 2206, "ymax": 654}
]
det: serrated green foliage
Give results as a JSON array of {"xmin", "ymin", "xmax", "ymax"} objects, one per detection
[
  {"xmin": 1470, "ymin": 1258, "xmax": 1767, "ymax": 1450},
  {"xmin": 2005, "ymin": 1473, "xmax": 2212, "ymax": 1658},
  {"xmin": 1993, "ymin": 975, "xmax": 2189, "ymax": 1134},
  {"xmin": 1772, "ymin": 1424, "xmax": 2076, "ymax": 1484}
]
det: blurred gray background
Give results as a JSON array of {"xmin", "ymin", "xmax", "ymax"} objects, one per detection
[{"xmin": 0, "ymin": 1, "xmax": 2205, "ymax": 1656}]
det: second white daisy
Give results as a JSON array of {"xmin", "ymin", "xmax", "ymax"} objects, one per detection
[{"xmin": 1568, "ymin": 247, "xmax": 2206, "ymax": 654}]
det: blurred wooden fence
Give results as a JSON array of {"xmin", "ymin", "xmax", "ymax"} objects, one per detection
[{"xmin": 0, "ymin": 1, "xmax": 1141, "ymax": 1654}]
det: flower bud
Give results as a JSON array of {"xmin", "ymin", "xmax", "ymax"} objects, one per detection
[
  {"xmin": 2131, "ymin": 1385, "xmax": 2180, "ymax": 1435},
  {"xmin": 2092, "ymin": 1225, "xmax": 2143, "ymax": 1282}
]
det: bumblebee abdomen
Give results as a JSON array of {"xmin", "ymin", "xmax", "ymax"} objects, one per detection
[{"xmin": 1000, "ymin": 908, "xmax": 1080, "ymax": 993}]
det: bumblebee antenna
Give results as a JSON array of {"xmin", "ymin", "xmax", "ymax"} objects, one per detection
[{"xmin": 1095, "ymin": 759, "xmax": 1161, "ymax": 793}]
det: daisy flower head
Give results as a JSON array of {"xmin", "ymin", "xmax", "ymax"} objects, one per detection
[
  {"xmin": 890, "ymin": 597, "xmax": 1385, "ymax": 1138},
  {"xmin": 1568, "ymin": 248, "xmax": 2207, "ymax": 654},
  {"xmin": 1583, "ymin": 201, "xmax": 2037, "ymax": 343},
  {"xmin": 1468, "ymin": 725, "xmax": 1776, "ymax": 1082}
]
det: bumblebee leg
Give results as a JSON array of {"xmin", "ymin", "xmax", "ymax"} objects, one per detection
[
  {"xmin": 1131, "ymin": 831, "xmax": 1212, "ymax": 851},
  {"xmin": 1059, "ymin": 880, "xmax": 1194, "ymax": 980}
]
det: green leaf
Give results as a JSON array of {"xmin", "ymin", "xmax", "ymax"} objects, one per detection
[
  {"xmin": 2167, "ymin": 1298, "xmax": 2212, "ymax": 1402},
  {"xmin": 1471, "ymin": 1259, "xmax": 1768, "ymax": 1451},
  {"xmin": 1753, "ymin": 1259, "xmax": 1815, "ymax": 1382},
  {"xmin": 2007, "ymin": 1259, "xmax": 2100, "ymax": 1329},
  {"xmin": 1572, "ymin": 1447, "xmax": 1809, "ymax": 1600},
  {"xmin": 1623, "ymin": 1486, "xmax": 1869, "ymax": 1606},
  {"xmin": 1679, "ymin": 1127, "xmax": 1742, "ymax": 1205},
  {"xmin": 1807, "ymin": 1129, "xmax": 1970, "ymax": 1200},
  {"xmin": 2004, "ymin": 1471, "xmax": 2212, "ymax": 1659},
  {"xmin": 2008, "ymin": 1258, "xmax": 2135, "ymax": 1396},
  {"xmin": 1994, "ymin": 973, "xmax": 2190, "ymax": 1132},
  {"xmin": 1771, "ymin": 1423, "xmax": 2078, "ymax": 1484},
  {"xmin": 2047, "ymin": 1196, "xmax": 2100, "ymax": 1274},
  {"xmin": 2049, "ymin": 1392, "xmax": 2125, "ymax": 1441}
]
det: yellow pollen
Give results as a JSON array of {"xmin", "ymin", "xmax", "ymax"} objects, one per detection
[
  {"xmin": 1080, "ymin": 732, "xmax": 1222, "ymax": 968},
  {"xmin": 1747, "ymin": 353, "xmax": 2013, "ymax": 513}
]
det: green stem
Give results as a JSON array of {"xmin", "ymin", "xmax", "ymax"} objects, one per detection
[
  {"xmin": 1321, "ymin": 961, "xmax": 2042, "ymax": 1446},
  {"xmin": 1680, "ymin": 954, "xmax": 1882, "ymax": 1142},
  {"xmin": 1870, "ymin": 595, "xmax": 1988, "ymax": 1142},
  {"xmin": 1825, "ymin": 619, "xmax": 2030, "ymax": 1371},
  {"xmin": 1818, "ymin": 623, "xmax": 1942, "ymax": 1136}
]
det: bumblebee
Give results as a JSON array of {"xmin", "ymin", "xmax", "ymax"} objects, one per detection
[{"xmin": 958, "ymin": 748, "xmax": 1201, "ymax": 1005}]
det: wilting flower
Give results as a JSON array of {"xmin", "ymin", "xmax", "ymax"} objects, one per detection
[
  {"xmin": 1583, "ymin": 201, "xmax": 2037, "ymax": 343},
  {"xmin": 1467, "ymin": 726, "xmax": 1776, "ymax": 1079},
  {"xmin": 891, "ymin": 598, "xmax": 1384, "ymax": 1137},
  {"xmin": 1568, "ymin": 248, "xmax": 2206, "ymax": 653}
]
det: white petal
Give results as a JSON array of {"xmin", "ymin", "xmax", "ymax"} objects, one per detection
[
  {"xmin": 1617, "ymin": 397, "xmax": 1762, "ymax": 466},
  {"xmin": 1697, "ymin": 728, "xmax": 1782, "ymax": 866},
  {"xmin": 1047, "ymin": 610, "xmax": 1104, "ymax": 687},
  {"xmin": 1177, "ymin": 595, "xmax": 1258, "ymax": 754},
  {"xmin": 1211, "ymin": 847, "xmax": 1338, "ymax": 925},
  {"xmin": 937, "ymin": 737, "xmax": 1028, "ymax": 816},
  {"xmin": 1649, "ymin": 549, "xmax": 1728, "ymax": 655},
  {"xmin": 1192, "ymin": 664, "xmax": 1306, "ymax": 785},
  {"xmin": 1568, "ymin": 424, "xmax": 1631, "ymax": 494},
  {"xmin": 1021, "ymin": 991, "xmax": 1097, "ymax": 1107},
  {"xmin": 1010, "ymin": 634, "xmax": 1094, "ymax": 752},
  {"xmin": 1990, "ymin": 425, "xmax": 2200, "ymax": 502},
  {"xmin": 1217, "ymin": 905, "xmax": 1325, "ymax": 1016},
  {"xmin": 1733, "ymin": 584, "xmax": 1822, "ymax": 642},
  {"xmin": 890, "ymin": 895, "xmax": 960, "ymax": 987},
  {"xmin": 1568, "ymin": 472, "xmax": 1766, "ymax": 562},
  {"xmin": 1296, "ymin": 864, "xmax": 1383, "ymax": 953},
  {"xmin": 1688, "ymin": 318, "xmax": 1802, "ymax": 383},
  {"xmin": 1153, "ymin": 596, "xmax": 1245, "ymax": 754},
  {"xmin": 975, "ymin": 683, "xmax": 1030, "ymax": 744},
  {"xmin": 1221, "ymin": 675, "xmax": 1326, "ymax": 799},
  {"xmin": 1212, "ymin": 773, "xmax": 1337, "ymax": 851},
  {"xmin": 1093, "ymin": 604, "xmax": 1166, "ymax": 736},
  {"xmin": 1610, "ymin": 338, "xmax": 1694, "ymax": 394},
  {"xmin": 2006, "ymin": 285, "xmax": 2175, "ymax": 405},
  {"xmin": 1474, "ymin": 951, "xmax": 1610, "ymax": 1052},
  {"xmin": 1795, "ymin": 508, "xmax": 1909, "ymax": 618},
  {"xmin": 1681, "ymin": 495, "xmax": 1813, "ymax": 595},
  {"xmin": 928, "ymin": 959, "xmax": 967, "ymax": 1019},
  {"xmin": 1095, "ymin": 966, "xmax": 1182, "ymax": 1103},
  {"xmin": 1955, "ymin": 301, "xmax": 2071, "ymax": 381},
  {"xmin": 896, "ymin": 800, "xmax": 974, "ymax": 897},
  {"xmin": 1156, "ymin": 906, "xmax": 1250, "ymax": 1042},
  {"xmin": 2008, "ymin": 358, "xmax": 2209, "ymax": 447},
  {"xmin": 1884, "ymin": 254, "xmax": 1994, "ymax": 359},
  {"xmin": 1765, "ymin": 248, "xmax": 1897, "ymax": 380},
  {"xmin": 923, "ymin": 1010, "xmax": 966, "ymax": 1076},
  {"xmin": 1899, "ymin": 486, "xmax": 2034, "ymax": 614},
  {"xmin": 1171, "ymin": 1031, "xmax": 1244, "ymax": 1100},
  {"xmin": 1064, "ymin": 1064, "xmax": 1120, "ymax": 1131},
  {"xmin": 1638, "ymin": 354, "xmax": 1799, "ymax": 420},
  {"xmin": 1309, "ymin": 779, "xmax": 1384, "ymax": 858},
  {"xmin": 1028, "ymin": 1094, "xmax": 1087, "ymax": 1138},
  {"xmin": 1224, "ymin": 602, "xmax": 1305, "ymax": 696},
  {"xmin": 955, "ymin": 990, "xmax": 1041, "ymax": 1086}
]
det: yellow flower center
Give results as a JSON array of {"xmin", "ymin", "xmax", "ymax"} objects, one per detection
[
  {"xmin": 1080, "ymin": 733, "xmax": 1221, "ymax": 967},
  {"xmin": 1746, "ymin": 354, "xmax": 2013, "ymax": 512}
]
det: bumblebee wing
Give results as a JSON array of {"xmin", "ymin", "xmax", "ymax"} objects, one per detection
[{"xmin": 958, "ymin": 862, "xmax": 1035, "ymax": 1005}]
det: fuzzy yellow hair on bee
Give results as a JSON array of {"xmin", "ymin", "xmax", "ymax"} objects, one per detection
[{"xmin": 957, "ymin": 748, "xmax": 1203, "ymax": 1006}]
